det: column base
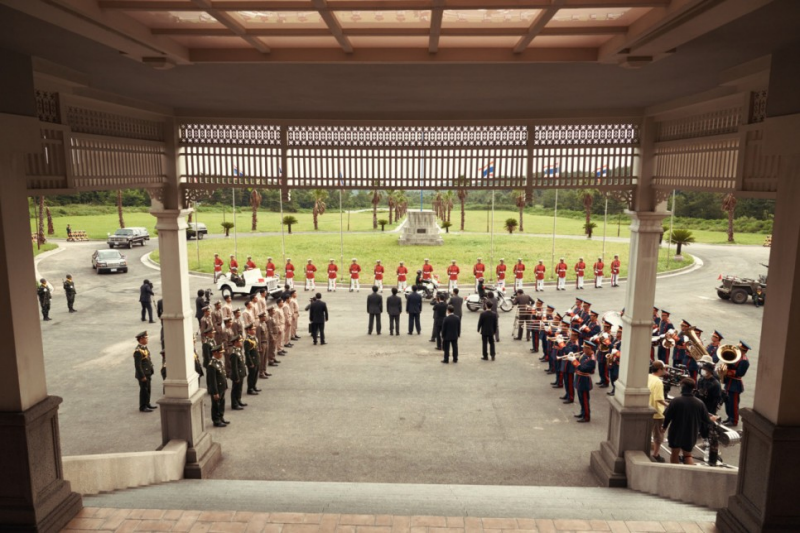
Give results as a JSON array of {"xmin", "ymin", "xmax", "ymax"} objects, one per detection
[
  {"xmin": 716, "ymin": 408, "xmax": 800, "ymax": 533},
  {"xmin": 0, "ymin": 396, "xmax": 83, "ymax": 532},
  {"xmin": 158, "ymin": 388, "xmax": 222, "ymax": 479},
  {"xmin": 590, "ymin": 396, "xmax": 653, "ymax": 487}
]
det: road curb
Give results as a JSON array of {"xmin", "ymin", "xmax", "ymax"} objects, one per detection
[{"xmin": 33, "ymin": 243, "xmax": 64, "ymax": 281}]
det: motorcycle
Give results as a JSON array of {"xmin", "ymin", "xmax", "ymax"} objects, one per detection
[
  {"xmin": 465, "ymin": 286, "xmax": 513, "ymax": 313},
  {"xmin": 405, "ymin": 275, "xmax": 449, "ymax": 301}
]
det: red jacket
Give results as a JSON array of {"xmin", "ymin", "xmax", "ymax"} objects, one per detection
[
  {"xmin": 305, "ymin": 264, "xmax": 317, "ymax": 279},
  {"xmin": 611, "ymin": 260, "xmax": 621, "ymax": 275},
  {"xmin": 496, "ymin": 264, "xmax": 506, "ymax": 280},
  {"xmin": 556, "ymin": 262, "xmax": 568, "ymax": 278},
  {"xmin": 285, "ymin": 263, "xmax": 295, "ymax": 278},
  {"xmin": 422, "ymin": 264, "xmax": 434, "ymax": 280},
  {"xmin": 214, "ymin": 258, "xmax": 224, "ymax": 272},
  {"xmin": 575, "ymin": 261, "xmax": 586, "ymax": 276},
  {"xmin": 350, "ymin": 264, "xmax": 361, "ymax": 279},
  {"xmin": 265, "ymin": 262, "xmax": 276, "ymax": 277},
  {"xmin": 447, "ymin": 265, "xmax": 460, "ymax": 281},
  {"xmin": 473, "ymin": 263, "xmax": 485, "ymax": 278},
  {"xmin": 229, "ymin": 259, "xmax": 238, "ymax": 270},
  {"xmin": 396, "ymin": 266, "xmax": 408, "ymax": 281},
  {"xmin": 374, "ymin": 265, "xmax": 385, "ymax": 280},
  {"xmin": 245, "ymin": 260, "xmax": 257, "ymax": 271},
  {"xmin": 328, "ymin": 264, "xmax": 338, "ymax": 279},
  {"xmin": 593, "ymin": 261, "xmax": 604, "ymax": 276},
  {"xmin": 534, "ymin": 264, "xmax": 546, "ymax": 280},
  {"xmin": 514, "ymin": 263, "xmax": 525, "ymax": 279}
]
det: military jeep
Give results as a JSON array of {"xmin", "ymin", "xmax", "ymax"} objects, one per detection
[{"xmin": 717, "ymin": 274, "xmax": 767, "ymax": 304}]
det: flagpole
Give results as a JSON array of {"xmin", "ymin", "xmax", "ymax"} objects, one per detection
[
  {"xmin": 339, "ymin": 188, "xmax": 344, "ymax": 282},
  {"xmin": 551, "ymin": 189, "xmax": 558, "ymax": 277},
  {"xmin": 602, "ymin": 195, "xmax": 608, "ymax": 260},
  {"xmin": 195, "ymin": 201, "xmax": 200, "ymax": 270},
  {"xmin": 490, "ymin": 190, "xmax": 495, "ymax": 282},
  {"xmin": 232, "ymin": 187, "xmax": 237, "ymax": 257},
  {"xmin": 666, "ymin": 189, "xmax": 676, "ymax": 269},
  {"xmin": 279, "ymin": 190, "xmax": 286, "ymax": 268}
]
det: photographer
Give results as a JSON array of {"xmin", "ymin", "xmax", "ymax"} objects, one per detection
[
  {"xmin": 648, "ymin": 361, "xmax": 668, "ymax": 463},
  {"xmin": 662, "ymin": 377, "xmax": 717, "ymax": 465},
  {"xmin": 696, "ymin": 362, "xmax": 722, "ymax": 416}
]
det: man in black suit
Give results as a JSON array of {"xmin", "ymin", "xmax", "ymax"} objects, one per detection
[
  {"xmin": 449, "ymin": 288, "xmax": 463, "ymax": 319},
  {"xmin": 431, "ymin": 294, "xmax": 448, "ymax": 349},
  {"xmin": 195, "ymin": 289, "xmax": 206, "ymax": 327},
  {"xmin": 441, "ymin": 305, "xmax": 461, "ymax": 364},
  {"xmin": 477, "ymin": 301, "xmax": 498, "ymax": 360},
  {"xmin": 367, "ymin": 286, "xmax": 383, "ymax": 335},
  {"xmin": 139, "ymin": 279, "xmax": 155, "ymax": 323},
  {"xmin": 308, "ymin": 293, "xmax": 329, "ymax": 345},
  {"xmin": 406, "ymin": 285, "xmax": 423, "ymax": 335},
  {"xmin": 387, "ymin": 288, "xmax": 402, "ymax": 335}
]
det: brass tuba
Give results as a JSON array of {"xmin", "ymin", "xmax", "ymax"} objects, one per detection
[
  {"xmin": 716, "ymin": 344, "xmax": 742, "ymax": 375},
  {"xmin": 684, "ymin": 327, "xmax": 709, "ymax": 362}
]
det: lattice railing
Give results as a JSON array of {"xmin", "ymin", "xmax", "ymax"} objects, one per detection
[
  {"xmin": 287, "ymin": 125, "xmax": 528, "ymax": 148},
  {"xmin": 69, "ymin": 135, "xmax": 166, "ymax": 189},
  {"xmin": 67, "ymin": 106, "xmax": 165, "ymax": 142},
  {"xmin": 651, "ymin": 137, "xmax": 739, "ymax": 191},
  {"xmin": 741, "ymin": 125, "xmax": 780, "ymax": 193},
  {"xmin": 530, "ymin": 146, "xmax": 637, "ymax": 189},
  {"xmin": 531, "ymin": 124, "xmax": 639, "ymax": 147},
  {"xmin": 655, "ymin": 107, "xmax": 742, "ymax": 142},
  {"xmin": 26, "ymin": 126, "xmax": 70, "ymax": 190},
  {"xmin": 35, "ymin": 90, "xmax": 61, "ymax": 124},
  {"xmin": 181, "ymin": 145, "xmax": 282, "ymax": 187},
  {"xmin": 179, "ymin": 124, "xmax": 281, "ymax": 147}
]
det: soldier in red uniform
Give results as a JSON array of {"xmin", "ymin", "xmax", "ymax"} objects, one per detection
[
  {"xmin": 422, "ymin": 259, "xmax": 434, "ymax": 281},
  {"xmin": 610, "ymin": 254, "xmax": 621, "ymax": 287},
  {"xmin": 374, "ymin": 260, "xmax": 385, "ymax": 292},
  {"xmin": 349, "ymin": 259, "xmax": 362, "ymax": 292},
  {"xmin": 327, "ymin": 259, "xmax": 338, "ymax": 292},
  {"xmin": 447, "ymin": 260, "xmax": 460, "ymax": 293},
  {"xmin": 534, "ymin": 260, "xmax": 546, "ymax": 292},
  {"xmin": 513, "ymin": 258, "xmax": 525, "ymax": 292},
  {"xmin": 285, "ymin": 258, "xmax": 295, "ymax": 289},
  {"xmin": 473, "ymin": 258, "xmax": 486, "ymax": 292},
  {"xmin": 264, "ymin": 257, "xmax": 276, "ymax": 278},
  {"xmin": 574, "ymin": 257, "xmax": 586, "ymax": 290},
  {"xmin": 213, "ymin": 253, "xmax": 224, "ymax": 282},
  {"xmin": 245, "ymin": 256, "xmax": 257, "ymax": 271},
  {"xmin": 556, "ymin": 257, "xmax": 568, "ymax": 291},
  {"xmin": 396, "ymin": 261, "xmax": 408, "ymax": 292},
  {"xmin": 304, "ymin": 259, "xmax": 317, "ymax": 292},
  {"xmin": 593, "ymin": 256, "xmax": 605, "ymax": 289},
  {"xmin": 495, "ymin": 259, "xmax": 507, "ymax": 293},
  {"xmin": 229, "ymin": 254, "xmax": 239, "ymax": 273}
]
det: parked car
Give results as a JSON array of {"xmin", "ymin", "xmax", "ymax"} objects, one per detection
[
  {"xmin": 187, "ymin": 222, "xmax": 208, "ymax": 240},
  {"xmin": 107, "ymin": 227, "xmax": 150, "ymax": 248},
  {"xmin": 92, "ymin": 249, "xmax": 128, "ymax": 274},
  {"xmin": 216, "ymin": 269, "xmax": 282, "ymax": 299}
]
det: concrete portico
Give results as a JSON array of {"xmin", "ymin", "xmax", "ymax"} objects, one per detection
[{"xmin": 1, "ymin": 1, "xmax": 800, "ymax": 532}]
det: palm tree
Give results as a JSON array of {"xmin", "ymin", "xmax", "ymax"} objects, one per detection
[
  {"xmin": 432, "ymin": 191, "xmax": 443, "ymax": 220},
  {"xmin": 442, "ymin": 191, "xmax": 455, "ymax": 223},
  {"xmin": 37, "ymin": 196, "xmax": 46, "ymax": 245},
  {"xmin": 504, "ymin": 217, "xmax": 518, "ymax": 234},
  {"xmin": 312, "ymin": 189, "xmax": 328, "ymax": 230},
  {"xmin": 582, "ymin": 190, "xmax": 594, "ymax": 237},
  {"xmin": 250, "ymin": 189, "xmax": 262, "ymax": 231},
  {"xmin": 722, "ymin": 193, "xmax": 737, "ymax": 243},
  {"xmin": 456, "ymin": 175, "xmax": 469, "ymax": 231},
  {"xmin": 377, "ymin": 218, "xmax": 389, "ymax": 231},
  {"xmin": 387, "ymin": 190, "xmax": 397, "ymax": 225},
  {"xmin": 371, "ymin": 185, "xmax": 382, "ymax": 230},
  {"xmin": 513, "ymin": 190, "xmax": 526, "ymax": 232},
  {"xmin": 117, "ymin": 190, "xmax": 125, "ymax": 228},
  {"xmin": 46, "ymin": 206, "xmax": 54, "ymax": 235},
  {"xmin": 394, "ymin": 190, "xmax": 408, "ymax": 221},
  {"xmin": 282, "ymin": 215, "xmax": 298, "ymax": 234},
  {"xmin": 669, "ymin": 228, "xmax": 695, "ymax": 257}
]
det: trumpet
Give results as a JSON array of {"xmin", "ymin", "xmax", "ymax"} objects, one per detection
[{"xmin": 606, "ymin": 347, "xmax": 620, "ymax": 364}]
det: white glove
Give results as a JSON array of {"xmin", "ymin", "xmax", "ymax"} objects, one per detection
[{"xmin": 567, "ymin": 355, "xmax": 576, "ymax": 362}]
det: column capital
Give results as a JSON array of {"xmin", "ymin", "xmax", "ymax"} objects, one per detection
[
  {"xmin": 625, "ymin": 210, "xmax": 669, "ymax": 234},
  {"xmin": 150, "ymin": 208, "xmax": 192, "ymax": 232}
]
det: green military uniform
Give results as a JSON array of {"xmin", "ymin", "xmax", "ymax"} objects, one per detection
[
  {"xmin": 63, "ymin": 276, "xmax": 77, "ymax": 312},
  {"xmin": 245, "ymin": 329, "xmax": 261, "ymax": 394},
  {"xmin": 133, "ymin": 332, "xmax": 155, "ymax": 412},
  {"xmin": 206, "ymin": 345, "xmax": 228, "ymax": 427},
  {"xmin": 229, "ymin": 339, "xmax": 247, "ymax": 409},
  {"xmin": 37, "ymin": 279, "xmax": 52, "ymax": 321},
  {"xmin": 202, "ymin": 328, "xmax": 215, "ymax": 369}
]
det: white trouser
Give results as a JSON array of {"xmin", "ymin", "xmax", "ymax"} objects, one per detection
[
  {"xmin": 375, "ymin": 280, "xmax": 383, "ymax": 292},
  {"xmin": 536, "ymin": 279, "xmax": 544, "ymax": 291},
  {"xmin": 350, "ymin": 278, "xmax": 360, "ymax": 291},
  {"xmin": 576, "ymin": 276, "xmax": 584, "ymax": 289},
  {"xmin": 286, "ymin": 278, "xmax": 294, "ymax": 289},
  {"xmin": 514, "ymin": 278, "xmax": 523, "ymax": 291},
  {"xmin": 398, "ymin": 280, "xmax": 407, "ymax": 292},
  {"xmin": 305, "ymin": 278, "xmax": 315, "ymax": 290},
  {"xmin": 496, "ymin": 279, "xmax": 505, "ymax": 292},
  {"xmin": 595, "ymin": 275, "xmax": 603, "ymax": 288},
  {"xmin": 328, "ymin": 278, "xmax": 336, "ymax": 291},
  {"xmin": 448, "ymin": 280, "xmax": 457, "ymax": 292},
  {"xmin": 557, "ymin": 277, "xmax": 566, "ymax": 290},
  {"xmin": 611, "ymin": 273, "xmax": 618, "ymax": 286}
]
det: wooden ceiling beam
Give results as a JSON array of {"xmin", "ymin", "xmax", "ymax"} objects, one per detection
[
  {"xmin": 191, "ymin": 0, "xmax": 271, "ymax": 52},
  {"xmin": 151, "ymin": 25, "xmax": 627, "ymax": 37},
  {"xmin": 429, "ymin": 0, "xmax": 444, "ymax": 53},
  {"xmin": 513, "ymin": 0, "xmax": 566, "ymax": 53},
  {"xmin": 310, "ymin": 0, "xmax": 354, "ymax": 53}
]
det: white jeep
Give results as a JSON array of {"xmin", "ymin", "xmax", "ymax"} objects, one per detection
[{"xmin": 216, "ymin": 268, "xmax": 282, "ymax": 300}]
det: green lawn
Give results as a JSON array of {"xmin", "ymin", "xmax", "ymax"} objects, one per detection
[
  {"xmin": 32, "ymin": 242, "xmax": 58, "ymax": 256},
  {"xmin": 157, "ymin": 233, "xmax": 693, "ymax": 283}
]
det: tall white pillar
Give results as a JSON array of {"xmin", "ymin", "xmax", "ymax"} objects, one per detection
[{"xmin": 0, "ymin": 51, "xmax": 82, "ymax": 529}]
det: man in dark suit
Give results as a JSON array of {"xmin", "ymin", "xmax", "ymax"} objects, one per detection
[
  {"xmin": 367, "ymin": 286, "xmax": 383, "ymax": 335},
  {"xmin": 486, "ymin": 291, "xmax": 500, "ymax": 343},
  {"xmin": 308, "ymin": 293, "xmax": 329, "ymax": 345},
  {"xmin": 477, "ymin": 301, "xmax": 498, "ymax": 360},
  {"xmin": 449, "ymin": 288, "xmax": 463, "ymax": 319},
  {"xmin": 139, "ymin": 279, "xmax": 155, "ymax": 323},
  {"xmin": 387, "ymin": 288, "xmax": 403, "ymax": 335},
  {"xmin": 406, "ymin": 285, "xmax": 423, "ymax": 335},
  {"xmin": 431, "ymin": 294, "xmax": 448, "ymax": 349},
  {"xmin": 441, "ymin": 305, "xmax": 461, "ymax": 364},
  {"xmin": 195, "ymin": 289, "xmax": 206, "ymax": 327}
]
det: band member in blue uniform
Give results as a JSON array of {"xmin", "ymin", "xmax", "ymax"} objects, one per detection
[
  {"xmin": 544, "ymin": 314, "xmax": 563, "ymax": 371},
  {"xmin": 672, "ymin": 320, "xmax": 691, "ymax": 368},
  {"xmin": 723, "ymin": 340, "xmax": 751, "ymax": 427},
  {"xmin": 540, "ymin": 305, "xmax": 555, "ymax": 356},
  {"xmin": 656, "ymin": 310, "xmax": 672, "ymax": 365},
  {"xmin": 579, "ymin": 301, "xmax": 592, "ymax": 324},
  {"xmin": 570, "ymin": 297, "xmax": 583, "ymax": 316},
  {"xmin": 571, "ymin": 340, "xmax": 597, "ymax": 423},
  {"xmin": 684, "ymin": 326, "xmax": 703, "ymax": 381},
  {"xmin": 596, "ymin": 319, "xmax": 613, "ymax": 387},
  {"xmin": 579, "ymin": 310, "xmax": 601, "ymax": 346},
  {"xmin": 607, "ymin": 326, "xmax": 622, "ymax": 396},
  {"xmin": 706, "ymin": 330, "xmax": 723, "ymax": 363},
  {"xmin": 560, "ymin": 329, "xmax": 580, "ymax": 404},
  {"xmin": 550, "ymin": 320, "xmax": 570, "ymax": 386}
]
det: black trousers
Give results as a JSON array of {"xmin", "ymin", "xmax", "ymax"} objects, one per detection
[
  {"xmin": 231, "ymin": 380, "xmax": 243, "ymax": 408},
  {"xmin": 67, "ymin": 294, "xmax": 75, "ymax": 311},
  {"xmin": 138, "ymin": 378, "xmax": 151, "ymax": 409},
  {"xmin": 443, "ymin": 339, "xmax": 458, "ymax": 362},
  {"xmin": 211, "ymin": 392, "xmax": 226, "ymax": 422},
  {"xmin": 41, "ymin": 302, "xmax": 50, "ymax": 319},
  {"xmin": 247, "ymin": 365, "xmax": 259, "ymax": 391},
  {"xmin": 141, "ymin": 301, "xmax": 154, "ymax": 322},
  {"xmin": 368, "ymin": 313, "xmax": 382, "ymax": 334},
  {"xmin": 432, "ymin": 319, "xmax": 444, "ymax": 348},
  {"xmin": 482, "ymin": 335, "xmax": 496, "ymax": 358},
  {"xmin": 389, "ymin": 315, "xmax": 400, "ymax": 333},
  {"xmin": 312, "ymin": 323, "xmax": 325, "ymax": 343},
  {"xmin": 408, "ymin": 313, "xmax": 421, "ymax": 334}
]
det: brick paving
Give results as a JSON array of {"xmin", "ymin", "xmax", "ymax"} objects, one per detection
[{"xmin": 63, "ymin": 508, "xmax": 717, "ymax": 533}]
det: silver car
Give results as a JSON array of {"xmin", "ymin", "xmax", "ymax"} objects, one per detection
[{"xmin": 92, "ymin": 249, "xmax": 129, "ymax": 274}]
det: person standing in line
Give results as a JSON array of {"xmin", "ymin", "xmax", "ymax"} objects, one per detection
[
  {"xmin": 374, "ymin": 260, "xmax": 385, "ymax": 293},
  {"xmin": 449, "ymin": 288, "xmax": 463, "ymax": 319},
  {"xmin": 556, "ymin": 257, "xmax": 568, "ymax": 291},
  {"xmin": 264, "ymin": 256, "xmax": 276, "ymax": 278},
  {"xmin": 406, "ymin": 285, "xmax": 422, "ymax": 335},
  {"xmin": 574, "ymin": 257, "xmax": 586, "ymax": 290},
  {"xmin": 290, "ymin": 290, "xmax": 300, "ymax": 340},
  {"xmin": 367, "ymin": 286, "xmax": 383, "ymax": 335},
  {"xmin": 206, "ymin": 344, "xmax": 229, "ymax": 427},
  {"xmin": 534, "ymin": 260, "xmax": 546, "ymax": 292},
  {"xmin": 257, "ymin": 312, "xmax": 271, "ymax": 378},
  {"xmin": 610, "ymin": 254, "xmax": 621, "ymax": 287},
  {"xmin": 139, "ymin": 279, "xmax": 155, "ymax": 323},
  {"xmin": 440, "ymin": 305, "xmax": 461, "ymax": 364},
  {"xmin": 350, "ymin": 258, "xmax": 362, "ymax": 292},
  {"xmin": 511, "ymin": 289, "xmax": 533, "ymax": 342},
  {"xmin": 386, "ymin": 287, "xmax": 402, "ymax": 336},
  {"xmin": 495, "ymin": 259, "xmax": 507, "ymax": 293},
  {"xmin": 607, "ymin": 326, "xmax": 622, "ymax": 396},
  {"xmin": 305, "ymin": 259, "xmax": 317, "ymax": 292},
  {"xmin": 213, "ymin": 253, "xmax": 224, "ymax": 282},
  {"xmin": 396, "ymin": 261, "xmax": 408, "ymax": 292},
  {"xmin": 195, "ymin": 290, "xmax": 207, "ymax": 327},
  {"xmin": 327, "ymin": 259, "xmax": 338, "ymax": 292},
  {"xmin": 308, "ymin": 293, "xmax": 329, "ymax": 345},
  {"xmin": 285, "ymin": 258, "xmax": 295, "ymax": 289},
  {"xmin": 264, "ymin": 310, "xmax": 280, "ymax": 370},
  {"xmin": 431, "ymin": 293, "xmax": 448, "ymax": 350},
  {"xmin": 447, "ymin": 260, "xmax": 460, "ymax": 293},
  {"xmin": 228, "ymin": 254, "xmax": 239, "ymax": 273},
  {"xmin": 722, "ymin": 341, "xmax": 751, "ymax": 427},
  {"xmin": 593, "ymin": 257, "xmax": 605, "ymax": 289},
  {"xmin": 570, "ymin": 340, "xmax": 596, "ymax": 423},
  {"xmin": 513, "ymin": 258, "xmax": 525, "ymax": 292},
  {"xmin": 36, "ymin": 278, "xmax": 52, "ymax": 321},
  {"xmin": 421, "ymin": 259, "xmax": 434, "ymax": 282},
  {"xmin": 244, "ymin": 323, "xmax": 262, "ymax": 394},
  {"xmin": 648, "ymin": 361, "xmax": 668, "ymax": 462},
  {"xmin": 63, "ymin": 274, "xmax": 77, "ymax": 313},
  {"xmin": 473, "ymin": 258, "xmax": 486, "ymax": 293},
  {"xmin": 229, "ymin": 335, "xmax": 247, "ymax": 410},
  {"xmin": 133, "ymin": 331, "xmax": 157, "ymax": 413},
  {"xmin": 477, "ymin": 301, "xmax": 498, "ymax": 361}
]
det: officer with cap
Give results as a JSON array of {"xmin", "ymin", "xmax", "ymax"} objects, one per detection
[
  {"xmin": 570, "ymin": 339, "xmax": 597, "ymax": 423},
  {"xmin": 133, "ymin": 331, "xmax": 157, "ymax": 413},
  {"xmin": 350, "ymin": 258, "xmax": 362, "ymax": 292},
  {"xmin": 37, "ymin": 278, "xmax": 52, "ymax": 321},
  {"xmin": 706, "ymin": 330, "xmax": 724, "ymax": 363},
  {"xmin": 244, "ymin": 323, "xmax": 262, "ymax": 394},
  {"xmin": 656, "ymin": 309, "xmax": 673, "ymax": 365},
  {"xmin": 722, "ymin": 340, "xmax": 751, "ymax": 427},
  {"xmin": 327, "ymin": 259, "xmax": 338, "ymax": 292},
  {"xmin": 374, "ymin": 260, "xmax": 386, "ymax": 293},
  {"xmin": 201, "ymin": 326, "xmax": 216, "ymax": 369},
  {"xmin": 63, "ymin": 274, "xmax": 77, "ymax": 312},
  {"xmin": 206, "ymin": 345, "xmax": 229, "ymax": 427},
  {"xmin": 229, "ymin": 335, "xmax": 247, "ymax": 410},
  {"xmin": 495, "ymin": 259, "xmax": 507, "ymax": 293}
]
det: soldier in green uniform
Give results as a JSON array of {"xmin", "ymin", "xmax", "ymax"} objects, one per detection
[
  {"xmin": 201, "ymin": 326, "xmax": 216, "ymax": 369},
  {"xmin": 133, "ymin": 331, "xmax": 157, "ymax": 412},
  {"xmin": 244, "ymin": 323, "xmax": 262, "ymax": 395},
  {"xmin": 63, "ymin": 274, "xmax": 77, "ymax": 312},
  {"xmin": 37, "ymin": 278, "xmax": 52, "ymax": 321},
  {"xmin": 206, "ymin": 344, "xmax": 229, "ymax": 427},
  {"xmin": 229, "ymin": 335, "xmax": 247, "ymax": 410}
]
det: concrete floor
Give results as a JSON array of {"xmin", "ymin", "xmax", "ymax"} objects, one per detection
[{"xmin": 35, "ymin": 237, "xmax": 768, "ymax": 484}]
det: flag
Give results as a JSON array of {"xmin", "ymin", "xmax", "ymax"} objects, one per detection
[
  {"xmin": 338, "ymin": 171, "xmax": 344, "ymax": 187},
  {"xmin": 480, "ymin": 161, "xmax": 495, "ymax": 178},
  {"xmin": 233, "ymin": 164, "xmax": 245, "ymax": 177},
  {"xmin": 544, "ymin": 162, "xmax": 560, "ymax": 177},
  {"xmin": 595, "ymin": 165, "xmax": 608, "ymax": 178}
]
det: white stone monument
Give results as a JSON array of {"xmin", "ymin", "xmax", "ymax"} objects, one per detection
[{"xmin": 398, "ymin": 210, "xmax": 444, "ymax": 246}]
